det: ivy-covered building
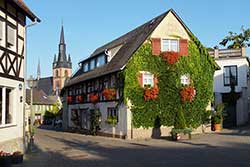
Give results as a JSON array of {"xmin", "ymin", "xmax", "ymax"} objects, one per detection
[{"xmin": 62, "ymin": 9, "xmax": 218, "ymax": 139}]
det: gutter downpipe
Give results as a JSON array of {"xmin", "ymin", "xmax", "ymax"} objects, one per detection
[{"xmin": 23, "ymin": 18, "xmax": 38, "ymax": 152}]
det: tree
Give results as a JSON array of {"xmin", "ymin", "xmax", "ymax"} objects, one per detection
[
  {"xmin": 220, "ymin": 26, "xmax": 250, "ymax": 48},
  {"xmin": 50, "ymin": 100, "xmax": 61, "ymax": 117}
]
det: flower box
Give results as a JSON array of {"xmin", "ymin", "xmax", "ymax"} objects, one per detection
[
  {"xmin": 144, "ymin": 87, "xmax": 159, "ymax": 101},
  {"xmin": 11, "ymin": 151, "xmax": 23, "ymax": 164},
  {"xmin": 170, "ymin": 128, "xmax": 192, "ymax": 141},
  {"xmin": 162, "ymin": 51, "xmax": 180, "ymax": 65},
  {"xmin": 89, "ymin": 93, "xmax": 99, "ymax": 103},
  {"xmin": 67, "ymin": 96, "xmax": 73, "ymax": 103},
  {"xmin": 102, "ymin": 88, "xmax": 116, "ymax": 100},
  {"xmin": 76, "ymin": 95, "xmax": 84, "ymax": 103},
  {"xmin": 0, "ymin": 151, "xmax": 12, "ymax": 167},
  {"xmin": 180, "ymin": 86, "xmax": 196, "ymax": 103}
]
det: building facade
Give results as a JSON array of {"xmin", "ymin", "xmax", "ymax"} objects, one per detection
[
  {"xmin": 209, "ymin": 47, "xmax": 249, "ymax": 127},
  {"xmin": 62, "ymin": 9, "xmax": 217, "ymax": 139},
  {"xmin": 0, "ymin": 0, "xmax": 39, "ymax": 152}
]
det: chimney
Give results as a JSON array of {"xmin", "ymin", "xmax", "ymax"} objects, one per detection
[
  {"xmin": 214, "ymin": 46, "xmax": 219, "ymax": 59},
  {"xmin": 241, "ymin": 46, "xmax": 246, "ymax": 57}
]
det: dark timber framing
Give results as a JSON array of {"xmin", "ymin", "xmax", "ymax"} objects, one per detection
[{"xmin": 0, "ymin": 0, "xmax": 25, "ymax": 82}]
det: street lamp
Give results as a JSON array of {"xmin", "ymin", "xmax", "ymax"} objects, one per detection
[{"xmin": 27, "ymin": 75, "xmax": 37, "ymax": 152}]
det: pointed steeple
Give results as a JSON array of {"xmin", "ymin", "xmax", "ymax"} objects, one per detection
[
  {"xmin": 60, "ymin": 25, "xmax": 65, "ymax": 44},
  {"xmin": 37, "ymin": 59, "xmax": 41, "ymax": 80},
  {"xmin": 53, "ymin": 24, "xmax": 72, "ymax": 69}
]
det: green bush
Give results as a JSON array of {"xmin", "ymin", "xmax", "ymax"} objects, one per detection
[
  {"xmin": 174, "ymin": 111, "xmax": 186, "ymax": 129},
  {"xmin": 105, "ymin": 116, "xmax": 118, "ymax": 126}
]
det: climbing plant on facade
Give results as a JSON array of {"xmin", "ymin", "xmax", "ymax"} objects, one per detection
[{"xmin": 123, "ymin": 37, "xmax": 215, "ymax": 129}]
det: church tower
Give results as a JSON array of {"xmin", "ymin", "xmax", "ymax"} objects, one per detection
[{"xmin": 53, "ymin": 25, "xmax": 72, "ymax": 94}]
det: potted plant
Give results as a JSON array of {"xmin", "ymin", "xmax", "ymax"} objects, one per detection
[
  {"xmin": 102, "ymin": 88, "xmax": 116, "ymax": 100},
  {"xmin": 212, "ymin": 103, "xmax": 224, "ymax": 131},
  {"xmin": 0, "ymin": 151, "xmax": 12, "ymax": 167},
  {"xmin": 105, "ymin": 116, "xmax": 117, "ymax": 126},
  {"xmin": 11, "ymin": 151, "xmax": 23, "ymax": 164}
]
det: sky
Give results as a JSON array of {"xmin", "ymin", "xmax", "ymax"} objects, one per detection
[{"xmin": 24, "ymin": 0, "xmax": 250, "ymax": 78}]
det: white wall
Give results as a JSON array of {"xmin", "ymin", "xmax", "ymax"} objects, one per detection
[
  {"xmin": 213, "ymin": 58, "xmax": 249, "ymax": 93},
  {"xmin": 0, "ymin": 77, "xmax": 24, "ymax": 143},
  {"xmin": 67, "ymin": 102, "xmax": 128, "ymax": 137}
]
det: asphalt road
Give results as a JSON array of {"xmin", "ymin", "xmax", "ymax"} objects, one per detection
[{"xmin": 21, "ymin": 126, "xmax": 250, "ymax": 167}]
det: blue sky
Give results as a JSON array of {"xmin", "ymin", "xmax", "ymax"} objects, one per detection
[{"xmin": 25, "ymin": 0, "xmax": 250, "ymax": 78}]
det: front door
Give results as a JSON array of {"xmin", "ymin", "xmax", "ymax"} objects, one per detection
[
  {"xmin": 222, "ymin": 93, "xmax": 237, "ymax": 128},
  {"xmin": 80, "ymin": 109, "xmax": 90, "ymax": 130}
]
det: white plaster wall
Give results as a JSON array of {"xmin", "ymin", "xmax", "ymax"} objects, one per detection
[
  {"xmin": 68, "ymin": 102, "xmax": 128, "ymax": 136},
  {"xmin": 151, "ymin": 11, "xmax": 190, "ymax": 40},
  {"xmin": 0, "ymin": 77, "xmax": 24, "ymax": 143},
  {"xmin": 213, "ymin": 58, "xmax": 249, "ymax": 93},
  {"xmin": 236, "ymin": 87, "xmax": 249, "ymax": 126}
]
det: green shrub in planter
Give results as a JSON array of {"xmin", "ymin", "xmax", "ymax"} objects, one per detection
[
  {"xmin": 174, "ymin": 110, "xmax": 186, "ymax": 129},
  {"xmin": 105, "ymin": 116, "xmax": 117, "ymax": 126}
]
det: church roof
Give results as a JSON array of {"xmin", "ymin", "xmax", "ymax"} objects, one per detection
[
  {"xmin": 37, "ymin": 77, "xmax": 53, "ymax": 96},
  {"xmin": 26, "ymin": 88, "xmax": 57, "ymax": 105}
]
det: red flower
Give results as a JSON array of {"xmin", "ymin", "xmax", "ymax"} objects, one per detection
[
  {"xmin": 67, "ymin": 96, "xmax": 73, "ymax": 103},
  {"xmin": 180, "ymin": 86, "xmax": 196, "ymax": 103},
  {"xmin": 102, "ymin": 88, "xmax": 116, "ymax": 100},
  {"xmin": 144, "ymin": 87, "xmax": 159, "ymax": 101},
  {"xmin": 162, "ymin": 51, "xmax": 180, "ymax": 65},
  {"xmin": 89, "ymin": 93, "xmax": 99, "ymax": 103},
  {"xmin": 76, "ymin": 95, "xmax": 84, "ymax": 103}
]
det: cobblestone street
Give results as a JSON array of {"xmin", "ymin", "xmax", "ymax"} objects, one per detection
[{"xmin": 22, "ymin": 126, "xmax": 250, "ymax": 167}]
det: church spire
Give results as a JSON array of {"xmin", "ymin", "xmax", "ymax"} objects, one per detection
[
  {"xmin": 37, "ymin": 58, "xmax": 41, "ymax": 80},
  {"xmin": 53, "ymin": 24, "xmax": 71, "ymax": 69},
  {"xmin": 60, "ymin": 24, "xmax": 65, "ymax": 44}
]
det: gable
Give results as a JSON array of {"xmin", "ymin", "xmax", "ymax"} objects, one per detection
[{"xmin": 151, "ymin": 11, "xmax": 190, "ymax": 40}]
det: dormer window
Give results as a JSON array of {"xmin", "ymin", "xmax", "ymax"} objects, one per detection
[
  {"xmin": 83, "ymin": 63, "xmax": 89, "ymax": 72},
  {"xmin": 90, "ymin": 59, "xmax": 95, "ymax": 70},
  {"xmin": 162, "ymin": 39, "xmax": 179, "ymax": 52},
  {"xmin": 96, "ymin": 54, "xmax": 105, "ymax": 67}
]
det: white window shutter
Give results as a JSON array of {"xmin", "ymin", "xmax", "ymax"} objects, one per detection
[
  {"xmin": 7, "ymin": 26, "xmax": 15, "ymax": 46},
  {"xmin": 0, "ymin": 21, "xmax": 3, "ymax": 40}
]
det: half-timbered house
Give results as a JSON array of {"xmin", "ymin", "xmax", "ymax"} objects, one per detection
[
  {"xmin": 0, "ymin": 0, "xmax": 40, "ymax": 152},
  {"xmin": 62, "ymin": 9, "xmax": 217, "ymax": 139}
]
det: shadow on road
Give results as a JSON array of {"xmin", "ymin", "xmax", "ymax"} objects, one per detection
[{"xmin": 23, "ymin": 131, "xmax": 250, "ymax": 167}]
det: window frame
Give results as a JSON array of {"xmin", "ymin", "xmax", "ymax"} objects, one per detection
[
  {"xmin": 142, "ymin": 73, "xmax": 154, "ymax": 87},
  {"xmin": 0, "ymin": 86, "xmax": 15, "ymax": 127},
  {"xmin": 161, "ymin": 39, "xmax": 179, "ymax": 52},
  {"xmin": 223, "ymin": 65, "xmax": 238, "ymax": 86},
  {"xmin": 107, "ymin": 107, "xmax": 118, "ymax": 122}
]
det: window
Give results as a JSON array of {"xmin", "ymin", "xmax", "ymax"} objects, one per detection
[
  {"xmin": 162, "ymin": 39, "xmax": 179, "ymax": 52},
  {"xmin": 65, "ymin": 70, "xmax": 68, "ymax": 77},
  {"xmin": 0, "ymin": 87, "xmax": 14, "ymax": 125},
  {"xmin": 107, "ymin": 107, "xmax": 118, "ymax": 122},
  {"xmin": 55, "ymin": 70, "xmax": 59, "ymax": 77},
  {"xmin": 90, "ymin": 59, "xmax": 95, "ymax": 70},
  {"xmin": 7, "ymin": 25, "xmax": 15, "ymax": 47},
  {"xmin": 0, "ymin": 20, "xmax": 3, "ymax": 41},
  {"xmin": 83, "ymin": 62, "xmax": 89, "ymax": 72},
  {"xmin": 96, "ymin": 54, "xmax": 106, "ymax": 67},
  {"xmin": 143, "ymin": 73, "xmax": 154, "ymax": 87},
  {"xmin": 223, "ymin": 65, "xmax": 238, "ymax": 86}
]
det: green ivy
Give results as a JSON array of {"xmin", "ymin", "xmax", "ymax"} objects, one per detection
[{"xmin": 123, "ymin": 38, "xmax": 215, "ymax": 129}]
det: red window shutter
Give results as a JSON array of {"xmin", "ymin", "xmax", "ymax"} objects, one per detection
[
  {"xmin": 153, "ymin": 75, "xmax": 158, "ymax": 89},
  {"xmin": 152, "ymin": 38, "xmax": 161, "ymax": 55},
  {"xmin": 138, "ymin": 73, "xmax": 143, "ymax": 87},
  {"xmin": 179, "ymin": 39, "xmax": 189, "ymax": 56}
]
